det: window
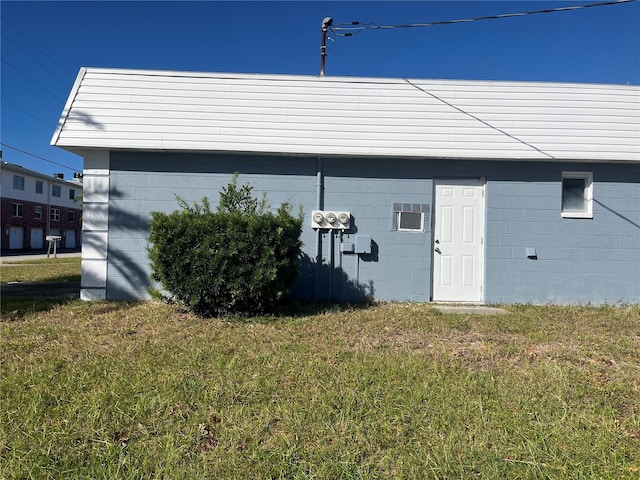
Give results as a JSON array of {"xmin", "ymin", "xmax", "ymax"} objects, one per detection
[
  {"xmin": 52, "ymin": 184, "xmax": 61, "ymax": 197},
  {"xmin": 36, "ymin": 180, "xmax": 44, "ymax": 194},
  {"xmin": 12, "ymin": 203, "xmax": 23, "ymax": 218},
  {"xmin": 51, "ymin": 208, "xmax": 60, "ymax": 222},
  {"xmin": 392, "ymin": 203, "xmax": 429, "ymax": 232},
  {"xmin": 561, "ymin": 172, "xmax": 593, "ymax": 218},
  {"xmin": 35, "ymin": 206, "xmax": 42, "ymax": 220},
  {"xmin": 68, "ymin": 211, "xmax": 75, "ymax": 222},
  {"xmin": 69, "ymin": 189, "xmax": 75, "ymax": 200},
  {"xmin": 13, "ymin": 175, "xmax": 25, "ymax": 190}
]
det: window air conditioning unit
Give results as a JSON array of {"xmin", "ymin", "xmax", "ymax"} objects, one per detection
[{"xmin": 311, "ymin": 210, "xmax": 351, "ymax": 230}]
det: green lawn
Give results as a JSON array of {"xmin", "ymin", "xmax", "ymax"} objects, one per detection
[
  {"xmin": 1, "ymin": 257, "xmax": 81, "ymax": 283},
  {"xmin": 1, "ymin": 299, "xmax": 638, "ymax": 479}
]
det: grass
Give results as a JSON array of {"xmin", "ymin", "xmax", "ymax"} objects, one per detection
[
  {"xmin": 0, "ymin": 257, "xmax": 81, "ymax": 283},
  {"xmin": 1, "ymin": 299, "xmax": 639, "ymax": 479}
]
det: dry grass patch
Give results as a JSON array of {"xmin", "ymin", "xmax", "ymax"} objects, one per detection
[{"xmin": 1, "ymin": 301, "xmax": 639, "ymax": 479}]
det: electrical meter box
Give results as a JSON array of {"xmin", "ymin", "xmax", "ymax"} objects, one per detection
[{"xmin": 355, "ymin": 235, "xmax": 371, "ymax": 254}]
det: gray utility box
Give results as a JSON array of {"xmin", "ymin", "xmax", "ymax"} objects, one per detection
[
  {"xmin": 355, "ymin": 235, "xmax": 371, "ymax": 254},
  {"xmin": 340, "ymin": 242, "xmax": 355, "ymax": 253}
]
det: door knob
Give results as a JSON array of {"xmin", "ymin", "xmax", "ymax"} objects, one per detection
[{"xmin": 435, "ymin": 247, "xmax": 441, "ymax": 254}]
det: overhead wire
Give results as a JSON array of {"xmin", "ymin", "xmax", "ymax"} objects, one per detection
[
  {"xmin": 2, "ymin": 58, "xmax": 67, "ymax": 104},
  {"xmin": 325, "ymin": 0, "xmax": 635, "ymax": 155},
  {"xmin": 1, "ymin": 18, "xmax": 78, "ymax": 175},
  {"xmin": 1, "ymin": 96, "xmax": 56, "ymax": 129},
  {"xmin": 1, "ymin": 143, "xmax": 79, "ymax": 172},
  {"xmin": 1, "ymin": 33, "xmax": 73, "ymax": 87},
  {"xmin": 1, "ymin": 17, "xmax": 75, "ymax": 82},
  {"xmin": 330, "ymin": 0, "xmax": 636, "ymax": 35}
]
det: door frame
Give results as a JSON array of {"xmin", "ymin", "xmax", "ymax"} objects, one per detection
[{"xmin": 430, "ymin": 177, "xmax": 486, "ymax": 303}]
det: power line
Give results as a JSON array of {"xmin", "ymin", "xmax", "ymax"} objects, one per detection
[
  {"xmin": 331, "ymin": 0, "xmax": 636, "ymax": 36},
  {"xmin": 1, "ymin": 17, "xmax": 75, "ymax": 82},
  {"xmin": 1, "ymin": 58, "xmax": 67, "ymax": 104},
  {"xmin": 1, "ymin": 96, "xmax": 57, "ymax": 130},
  {"xmin": 1, "ymin": 33, "xmax": 72, "ymax": 87},
  {"xmin": 0, "ymin": 143, "xmax": 78, "ymax": 172}
]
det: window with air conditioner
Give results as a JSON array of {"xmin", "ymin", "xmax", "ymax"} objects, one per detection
[{"xmin": 392, "ymin": 203, "xmax": 429, "ymax": 232}]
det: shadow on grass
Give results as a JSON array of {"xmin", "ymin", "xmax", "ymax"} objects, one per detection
[
  {"xmin": 0, "ymin": 297, "xmax": 77, "ymax": 321},
  {"xmin": 46, "ymin": 274, "xmax": 81, "ymax": 283},
  {"xmin": 220, "ymin": 299, "xmax": 379, "ymax": 324}
]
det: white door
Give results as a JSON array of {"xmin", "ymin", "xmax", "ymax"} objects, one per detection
[
  {"xmin": 432, "ymin": 179, "xmax": 485, "ymax": 302},
  {"xmin": 31, "ymin": 228, "xmax": 44, "ymax": 249},
  {"xmin": 9, "ymin": 227, "xmax": 24, "ymax": 249}
]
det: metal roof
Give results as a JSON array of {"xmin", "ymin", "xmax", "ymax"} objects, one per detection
[{"xmin": 52, "ymin": 67, "xmax": 640, "ymax": 163}]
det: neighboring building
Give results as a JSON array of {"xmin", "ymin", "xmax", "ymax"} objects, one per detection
[
  {"xmin": 1, "ymin": 162, "xmax": 83, "ymax": 252},
  {"xmin": 52, "ymin": 68, "xmax": 639, "ymax": 304}
]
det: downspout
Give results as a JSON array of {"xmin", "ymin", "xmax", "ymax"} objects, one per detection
[{"xmin": 315, "ymin": 157, "xmax": 323, "ymax": 301}]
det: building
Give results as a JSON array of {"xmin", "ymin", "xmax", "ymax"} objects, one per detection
[
  {"xmin": 52, "ymin": 67, "xmax": 639, "ymax": 304},
  {"xmin": 1, "ymin": 162, "xmax": 83, "ymax": 252}
]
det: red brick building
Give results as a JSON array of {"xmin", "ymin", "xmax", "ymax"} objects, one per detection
[{"xmin": 1, "ymin": 162, "xmax": 83, "ymax": 252}]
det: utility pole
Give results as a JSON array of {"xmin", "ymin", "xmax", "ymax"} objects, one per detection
[{"xmin": 320, "ymin": 17, "xmax": 332, "ymax": 76}]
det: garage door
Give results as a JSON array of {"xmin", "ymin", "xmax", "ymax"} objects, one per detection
[
  {"xmin": 31, "ymin": 228, "xmax": 44, "ymax": 249},
  {"xmin": 9, "ymin": 227, "xmax": 24, "ymax": 249},
  {"xmin": 65, "ymin": 230, "xmax": 76, "ymax": 248}
]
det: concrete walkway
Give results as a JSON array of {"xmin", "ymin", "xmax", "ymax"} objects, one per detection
[
  {"xmin": 432, "ymin": 305, "xmax": 508, "ymax": 315},
  {"xmin": 0, "ymin": 251, "xmax": 81, "ymax": 264}
]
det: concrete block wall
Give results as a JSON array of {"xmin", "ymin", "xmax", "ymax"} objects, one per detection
[{"xmin": 99, "ymin": 151, "xmax": 639, "ymax": 305}]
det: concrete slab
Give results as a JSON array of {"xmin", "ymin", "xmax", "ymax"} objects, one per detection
[{"xmin": 432, "ymin": 305, "xmax": 508, "ymax": 315}]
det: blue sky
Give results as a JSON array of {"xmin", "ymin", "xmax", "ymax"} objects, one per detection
[{"xmin": 2, "ymin": 0, "xmax": 639, "ymax": 176}]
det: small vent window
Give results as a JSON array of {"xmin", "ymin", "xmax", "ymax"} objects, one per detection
[{"xmin": 561, "ymin": 172, "xmax": 592, "ymax": 218}]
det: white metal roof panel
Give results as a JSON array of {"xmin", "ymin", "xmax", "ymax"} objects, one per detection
[{"xmin": 52, "ymin": 68, "xmax": 640, "ymax": 163}]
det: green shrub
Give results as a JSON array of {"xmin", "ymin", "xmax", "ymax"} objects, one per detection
[{"xmin": 148, "ymin": 177, "xmax": 302, "ymax": 317}]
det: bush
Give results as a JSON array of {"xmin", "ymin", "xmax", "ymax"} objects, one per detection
[{"xmin": 148, "ymin": 177, "xmax": 302, "ymax": 317}]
